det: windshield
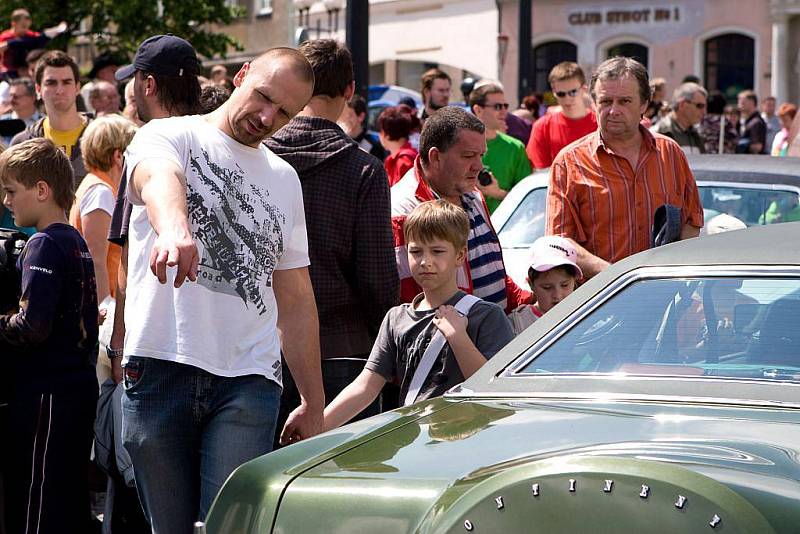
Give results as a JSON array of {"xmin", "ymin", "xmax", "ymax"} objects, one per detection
[
  {"xmin": 497, "ymin": 186, "xmax": 547, "ymax": 248},
  {"xmin": 518, "ymin": 277, "xmax": 800, "ymax": 382},
  {"xmin": 699, "ymin": 186, "xmax": 799, "ymax": 227}
]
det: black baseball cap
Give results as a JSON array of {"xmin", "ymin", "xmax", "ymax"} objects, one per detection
[{"xmin": 115, "ymin": 34, "xmax": 199, "ymax": 81}]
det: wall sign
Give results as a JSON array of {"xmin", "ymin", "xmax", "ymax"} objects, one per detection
[{"xmin": 568, "ymin": 7, "xmax": 681, "ymax": 26}]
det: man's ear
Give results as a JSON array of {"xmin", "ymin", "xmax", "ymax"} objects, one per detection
[
  {"xmin": 428, "ymin": 147, "xmax": 441, "ymax": 169},
  {"xmin": 233, "ymin": 62, "xmax": 250, "ymax": 88},
  {"xmin": 144, "ymin": 75, "xmax": 158, "ymax": 98},
  {"xmin": 471, "ymin": 104, "xmax": 481, "ymax": 118},
  {"xmin": 344, "ymin": 80, "xmax": 355, "ymax": 100}
]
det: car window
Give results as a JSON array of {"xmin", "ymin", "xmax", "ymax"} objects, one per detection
[
  {"xmin": 518, "ymin": 277, "xmax": 800, "ymax": 382},
  {"xmin": 497, "ymin": 187, "xmax": 547, "ymax": 248},
  {"xmin": 699, "ymin": 186, "xmax": 800, "ymax": 227},
  {"xmin": 367, "ymin": 105, "xmax": 387, "ymax": 132}
]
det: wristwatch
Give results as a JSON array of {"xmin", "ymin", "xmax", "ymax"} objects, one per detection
[{"xmin": 106, "ymin": 345, "xmax": 124, "ymax": 359}]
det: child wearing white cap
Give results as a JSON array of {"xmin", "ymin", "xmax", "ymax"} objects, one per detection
[{"xmin": 508, "ymin": 235, "xmax": 583, "ymax": 335}]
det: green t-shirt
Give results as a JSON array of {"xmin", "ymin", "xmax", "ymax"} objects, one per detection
[{"xmin": 482, "ymin": 132, "xmax": 532, "ymax": 213}]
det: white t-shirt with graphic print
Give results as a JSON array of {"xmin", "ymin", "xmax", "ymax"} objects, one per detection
[{"xmin": 123, "ymin": 115, "xmax": 309, "ymax": 385}]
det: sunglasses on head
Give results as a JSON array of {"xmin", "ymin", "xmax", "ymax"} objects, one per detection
[
  {"xmin": 554, "ymin": 88, "xmax": 580, "ymax": 98},
  {"xmin": 482, "ymin": 102, "xmax": 510, "ymax": 111}
]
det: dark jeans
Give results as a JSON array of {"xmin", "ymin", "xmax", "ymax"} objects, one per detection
[
  {"xmin": 4, "ymin": 384, "xmax": 97, "ymax": 534},
  {"xmin": 274, "ymin": 357, "xmax": 381, "ymax": 449},
  {"xmin": 121, "ymin": 357, "xmax": 281, "ymax": 534}
]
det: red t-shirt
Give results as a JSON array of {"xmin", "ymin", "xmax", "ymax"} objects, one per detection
[
  {"xmin": 0, "ymin": 29, "xmax": 42, "ymax": 72},
  {"xmin": 384, "ymin": 142, "xmax": 418, "ymax": 186},
  {"xmin": 526, "ymin": 111, "xmax": 597, "ymax": 169}
]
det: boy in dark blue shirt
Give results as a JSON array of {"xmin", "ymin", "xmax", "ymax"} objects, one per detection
[{"xmin": 0, "ymin": 138, "xmax": 99, "ymax": 533}]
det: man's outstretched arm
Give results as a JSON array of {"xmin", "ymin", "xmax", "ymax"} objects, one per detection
[{"xmin": 130, "ymin": 158, "xmax": 199, "ymax": 287}]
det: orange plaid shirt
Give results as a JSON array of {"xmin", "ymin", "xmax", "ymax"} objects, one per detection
[{"xmin": 546, "ymin": 126, "xmax": 704, "ymax": 264}]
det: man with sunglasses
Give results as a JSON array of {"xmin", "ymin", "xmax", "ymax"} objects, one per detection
[
  {"xmin": 470, "ymin": 82, "xmax": 531, "ymax": 213},
  {"xmin": 527, "ymin": 62, "xmax": 597, "ymax": 169},
  {"xmin": 651, "ymin": 82, "xmax": 707, "ymax": 154}
]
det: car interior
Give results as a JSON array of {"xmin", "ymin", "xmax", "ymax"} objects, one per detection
[{"xmin": 520, "ymin": 277, "xmax": 800, "ymax": 382}]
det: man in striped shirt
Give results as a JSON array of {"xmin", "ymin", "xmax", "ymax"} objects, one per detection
[
  {"xmin": 546, "ymin": 57, "xmax": 703, "ymax": 279},
  {"xmin": 391, "ymin": 106, "xmax": 530, "ymax": 311}
]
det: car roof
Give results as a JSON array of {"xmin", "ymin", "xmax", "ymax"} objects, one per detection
[
  {"xmin": 687, "ymin": 154, "xmax": 800, "ymax": 187},
  {"xmin": 459, "ymin": 222, "xmax": 800, "ymax": 405},
  {"xmin": 604, "ymin": 220, "xmax": 800, "ymax": 274}
]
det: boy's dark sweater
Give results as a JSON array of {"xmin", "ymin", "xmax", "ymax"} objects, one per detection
[{"xmin": 0, "ymin": 223, "xmax": 98, "ymax": 395}]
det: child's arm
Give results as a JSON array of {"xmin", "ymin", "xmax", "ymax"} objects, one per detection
[
  {"xmin": 0, "ymin": 236, "xmax": 62, "ymax": 346},
  {"xmin": 323, "ymin": 368, "xmax": 387, "ymax": 432},
  {"xmin": 433, "ymin": 305, "xmax": 487, "ymax": 379}
]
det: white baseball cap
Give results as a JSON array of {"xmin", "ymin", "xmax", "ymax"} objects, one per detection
[
  {"xmin": 528, "ymin": 236, "xmax": 583, "ymax": 279},
  {"xmin": 702, "ymin": 213, "xmax": 747, "ymax": 235}
]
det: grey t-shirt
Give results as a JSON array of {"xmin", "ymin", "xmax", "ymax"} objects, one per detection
[{"xmin": 365, "ymin": 291, "xmax": 514, "ymax": 402}]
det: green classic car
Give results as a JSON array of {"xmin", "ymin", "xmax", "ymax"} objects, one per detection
[{"xmin": 201, "ymin": 222, "xmax": 800, "ymax": 534}]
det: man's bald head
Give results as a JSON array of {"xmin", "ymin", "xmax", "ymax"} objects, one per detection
[
  {"xmin": 218, "ymin": 46, "xmax": 315, "ymax": 147},
  {"xmin": 250, "ymin": 47, "xmax": 314, "ymax": 88}
]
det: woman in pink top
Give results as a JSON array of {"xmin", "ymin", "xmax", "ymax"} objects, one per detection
[{"xmin": 378, "ymin": 104, "xmax": 419, "ymax": 186}]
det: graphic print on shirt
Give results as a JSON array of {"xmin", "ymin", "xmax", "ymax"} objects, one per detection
[{"xmin": 187, "ymin": 148, "xmax": 285, "ymax": 315}]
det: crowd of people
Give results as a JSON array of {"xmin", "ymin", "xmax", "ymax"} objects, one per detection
[{"xmin": 0, "ymin": 7, "xmax": 795, "ymax": 534}]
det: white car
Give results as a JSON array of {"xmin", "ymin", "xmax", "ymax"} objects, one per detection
[{"xmin": 492, "ymin": 155, "xmax": 800, "ymax": 288}]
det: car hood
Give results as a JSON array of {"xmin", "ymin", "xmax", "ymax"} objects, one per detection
[{"xmin": 207, "ymin": 398, "xmax": 800, "ymax": 533}]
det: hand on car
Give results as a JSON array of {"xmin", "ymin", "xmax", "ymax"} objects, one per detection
[{"xmin": 280, "ymin": 402, "xmax": 324, "ymax": 445}]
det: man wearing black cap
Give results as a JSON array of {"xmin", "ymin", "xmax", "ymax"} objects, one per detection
[
  {"xmin": 119, "ymin": 44, "xmax": 324, "ymax": 533},
  {"xmin": 102, "ymin": 35, "xmax": 202, "ymax": 532},
  {"xmin": 107, "ymin": 34, "xmax": 202, "ymax": 385}
]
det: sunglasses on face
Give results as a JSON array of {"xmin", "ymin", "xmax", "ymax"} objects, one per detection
[
  {"xmin": 482, "ymin": 103, "xmax": 510, "ymax": 111},
  {"xmin": 554, "ymin": 88, "xmax": 580, "ymax": 98},
  {"xmin": 692, "ymin": 102, "xmax": 706, "ymax": 110}
]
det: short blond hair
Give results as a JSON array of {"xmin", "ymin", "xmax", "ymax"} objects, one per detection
[
  {"xmin": 80, "ymin": 115, "xmax": 138, "ymax": 172},
  {"xmin": 403, "ymin": 199, "xmax": 469, "ymax": 250},
  {"xmin": 0, "ymin": 138, "xmax": 74, "ymax": 210}
]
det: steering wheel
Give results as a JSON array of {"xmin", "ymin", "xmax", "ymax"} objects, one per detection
[{"xmin": 573, "ymin": 315, "xmax": 624, "ymax": 346}]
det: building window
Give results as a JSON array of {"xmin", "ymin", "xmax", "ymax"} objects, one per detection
[
  {"xmin": 532, "ymin": 41, "xmax": 577, "ymax": 92},
  {"xmin": 606, "ymin": 43, "xmax": 648, "ymax": 69},
  {"xmin": 256, "ymin": 0, "xmax": 272, "ymax": 15},
  {"xmin": 704, "ymin": 33, "xmax": 754, "ymax": 101}
]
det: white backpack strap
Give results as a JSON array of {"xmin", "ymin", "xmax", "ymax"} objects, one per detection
[{"xmin": 403, "ymin": 294, "xmax": 482, "ymax": 406}]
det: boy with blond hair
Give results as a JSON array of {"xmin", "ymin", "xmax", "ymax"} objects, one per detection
[
  {"xmin": 323, "ymin": 200, "xmax": 513, "ymax": 430},
  {"xmin": 0, "ymin": 138, "xmax": 99, "ymax": 533}
]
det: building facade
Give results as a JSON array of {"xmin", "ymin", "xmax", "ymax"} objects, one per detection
[
  {"xmin": 81, "ymin": 0, "xmax": 795, "ymax": 108},
  {"xmin": 501, "ymin": 0, "xmax": 798, "ymax": 105}
]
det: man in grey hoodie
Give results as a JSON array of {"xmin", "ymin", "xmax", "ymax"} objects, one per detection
[{"xmin": 265, "ymin": 40, "xmax": 399, "ymax": 440}]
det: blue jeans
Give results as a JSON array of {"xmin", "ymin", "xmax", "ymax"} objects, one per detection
[{"xmin": 121, "ymin": 357, "xmax": 280, "ymax": 534}]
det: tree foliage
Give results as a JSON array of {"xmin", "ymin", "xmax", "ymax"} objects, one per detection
[{"xmin": 0, "ymin": 0, "xmax": 242, "ymax": 60}]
